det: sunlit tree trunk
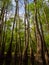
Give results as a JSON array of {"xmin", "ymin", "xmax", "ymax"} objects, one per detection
[
  {"xmin": 34, "ymin": 0, "xmax": 46, "ymax": 65},
  {"xmin": 23, "ymin": 0, "xmax": 29, "ymax": 65},
  {"xmin": 34, "ymin": 0, "xmax": 42, "ymax": 60},
  {"xmin": 24, "ymin": 0, "xmax": 27, "ymax": 47},
  {"xmin": 38, "ymin": 10, "xmax": 49, "ymax": 65},
  {"xmin": 43, "ymin": 11, "xmax": 49, "ymax": 65}
]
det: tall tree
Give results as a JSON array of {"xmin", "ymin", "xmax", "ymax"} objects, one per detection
[
  {"xmin": 34, "ymin": 0, "xmax": 46, "ymax": 65},
  {"xmin": 23, "ymin": 0, "xmax": 29, "ymax": 65},
  {"xmin": 38, "ymin": 9, "xmax": 49, "ymax": 65},
  {"xmin": 14, "ymin": 0, "xmax": 20, "ymax": 65},
  {"xmin": 0, "ymin": 0, "xmax": 9, "ymax": 65},
  {"xmin": 4, "ymin": 0, "xmax": 16, "ymax": 65}
]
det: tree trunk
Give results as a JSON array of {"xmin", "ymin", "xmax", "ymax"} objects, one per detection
[
  {"xmin": 38, "ymin": 10, "xmax": 49, "ymax": 65},
  {"xmin": 14, "ymin": 0, "xmax": 20, "ymax": 65},
  {"xmin": 4, "ymin": 0, "xmax": 18, "ymax": 64},
  {"xmin": 34, "ymin": 0, "xmax": 46, "ymax": 65}
]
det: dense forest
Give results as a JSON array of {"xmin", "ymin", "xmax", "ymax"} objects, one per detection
[{"xmin": 0, "ymin": 0, "xmax": 49, "ymax": 65}]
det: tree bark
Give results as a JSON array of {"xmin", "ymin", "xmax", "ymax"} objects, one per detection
[{"xmin": 34, "ymin": 0, "xmax": 46, "ymax": 65}]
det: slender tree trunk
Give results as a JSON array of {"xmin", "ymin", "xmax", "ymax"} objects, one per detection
[
  {"xmin": 23, "ymin": 0, "xmax": 29, "ymax": 65},
  {"xmin": 38, "ymin": 10, "xmax": 49, "ymax": 65},
  {"xmin": 0, "ymin": 8, "xmax": 5, "ymax": 65},
  {"xmin": 4, "ymin": 0, "xmax": 18, "ymax": 64},
  {"xmin": 24, "ymin": 0, "xmax": 27, "ymax": 46},
  {"xmin": 0, "ymin": 1, "xmax": 6, "ymax": 65},
  {"xmin": 14, "ymin": 0, "xmax": 20, "ymax": 65},
  {"xmin": 30, "ymin": 48, "xmax": 35, "ymax": 65},
  {"xmin": 0, "ymin": 10, "xmax": 7, "ymax": 65},
  {"xmin": 0, "ymin": 2, "xmax": 5, "ymax": 48},
  {"xmin": 34, "ymin": 0, "xmax": 46, "ymax": 65}
]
